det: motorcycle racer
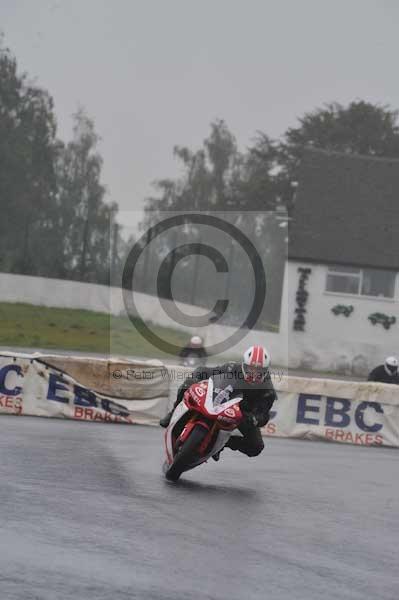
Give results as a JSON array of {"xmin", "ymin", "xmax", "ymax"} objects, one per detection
[
  {"xmin": 368, "ymin": 356, "xmax": 399, "ymax": 385},
  {"xmin": 178, "ymin": 335, "xmax": 208, "ymax": 363},
  {"xmin": 160, "ymin": 345, "xmax": 277, "ymax": 458}
]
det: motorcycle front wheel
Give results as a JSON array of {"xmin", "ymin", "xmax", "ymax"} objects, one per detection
[{"xmin": 165, "ymin": 424, "xmax": 209, "ymax": 482}]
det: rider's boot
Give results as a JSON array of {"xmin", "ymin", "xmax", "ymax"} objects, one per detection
[
  {"xmin": 159, "ymin": 410, "xmax": 173, "ymax": 428},
  {"xmin": 212, "ymin": 449, "xmax": 223, "ymax": 461}
]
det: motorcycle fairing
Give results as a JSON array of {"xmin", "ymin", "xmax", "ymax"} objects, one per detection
[{"xmin": 164, "ymin": 376, "xmax": 243, "ymax": 469}]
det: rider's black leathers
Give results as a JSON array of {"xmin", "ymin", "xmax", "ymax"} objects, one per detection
[
  {"xmin": 173, "ymin": 362, "xmax": 277, "ymax": 457},
  {"xmin": 179, "ymin": 345, "xmax": 208, "ymax": 360},
  {"xmin": 367, "ymin": 365, "xmax": 399, "ymax": 385}
]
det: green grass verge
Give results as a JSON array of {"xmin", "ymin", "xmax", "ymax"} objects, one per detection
[{"xmin": 0, "ymin": 302, "xmax": 189, "ymax": 359}]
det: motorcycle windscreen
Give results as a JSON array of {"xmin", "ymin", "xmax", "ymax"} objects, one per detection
[{"xmin": 205, "ymin": 374, "xmax": 243, "ymax": 414}]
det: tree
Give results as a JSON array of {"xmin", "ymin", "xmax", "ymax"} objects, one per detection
[
  {"xmin": 232, "ymin": 132, "xmax": 278, "ymax": 211},
  {"xmin": 0, "ymin": 39, "xmax": 120, "ymax": 284},
  {"xmin": 145, "ymin": 120, "xmax": 238, "ymax": 215},
  {"xmin": 141, "ymin": 121, "xmax": 284, "ymax": 329},
  {"xmin": 0, "ymin": 40, "xmax": 60, "ymax": 275},
  {"xmin": 55, "ymin": 108, "xmax": 116, "ymax": 283},
  {"xmin": 276, "ymin": 101, "xmax": 399, "ymax": 209},
  {"xmin": 204, "ymin": 119, "xmax": 237, "ymax": 205}
]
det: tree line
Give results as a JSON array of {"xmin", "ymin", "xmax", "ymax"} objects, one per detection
[
  {"xmin": 145, "ymin": 102, "xmax": 399, "ymax": 219},
  {"xmin": 0, "ymin": 41, "xmax": 118, "ymax": 284},
  {"xmin": 2, "ymin": 39, "xmax": 399, "ymax": 298}
]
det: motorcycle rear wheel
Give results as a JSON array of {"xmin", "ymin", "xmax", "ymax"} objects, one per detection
[{"xmin": 165, "ymin": 424, "xmax": 209, "ymax": 482}]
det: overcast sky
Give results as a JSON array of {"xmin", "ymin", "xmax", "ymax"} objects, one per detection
[{"xmin": 1, "ymin": 0, "xmax": 399, "ymax": 223}]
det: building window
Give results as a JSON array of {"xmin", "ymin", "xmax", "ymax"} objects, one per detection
[
  {"xmin": 326, "ymin": 266, "xmax": 361, "ymax": 295},
  {"xmin": 326, "ymin": 266, "xmax": 397, "ymax": 299},
  {"xmin": 361, "ymin": 269, "xmax": 396, "ymax": 298}
]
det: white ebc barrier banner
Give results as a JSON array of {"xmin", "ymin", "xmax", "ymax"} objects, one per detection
[
  {"xmin": 1, "ymin": 352, "xmax": 398, "ymax": 448},
  {"xmin": 164, "ymin": 365, "xmax": 399, "ymax": 448},
  {"xmin": 262, "ymin": 376, "xmax": 399, "ymax": 448},
  {"xmin": 0, "ymin": 352, "xmax": 169, "ymax": 425}
]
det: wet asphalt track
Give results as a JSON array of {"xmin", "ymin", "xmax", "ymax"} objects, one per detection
[{"xmin": 1, "ymin": 417, "xmax": 398, "ymax": 600}]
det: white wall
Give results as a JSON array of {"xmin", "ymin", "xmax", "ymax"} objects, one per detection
[
  {"xmin": 286, "ymin": 261, "xmax": 399, "ymax": 374},
  {"xmin": 0, "ymin": 272, "xmax": 205, "ymax": 332},
  {"xmin": 0, "ymin": 272, "xmax": 289, "ymax": 366}
]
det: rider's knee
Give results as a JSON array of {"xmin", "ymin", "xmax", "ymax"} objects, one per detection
[{"xmin": 246, "ymin": 441, "xmax": 264, "ymax": 457}]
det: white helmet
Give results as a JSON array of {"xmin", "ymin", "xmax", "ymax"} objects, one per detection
[
  {"xmin": 384, "ymin": 356, "xmax": 398, "ymax": 376},
  {"xmin": 190, "ymin": 335, "xmax": 203, "ymax": 347},
  {"xmin": 242, "ymin": 345, "xmax": 271, "ymax": 383}
]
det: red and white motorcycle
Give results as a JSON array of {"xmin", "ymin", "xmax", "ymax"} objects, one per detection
[{"xmin": 163, "ymin": 376, "xmax": 244, "ymax": 482}]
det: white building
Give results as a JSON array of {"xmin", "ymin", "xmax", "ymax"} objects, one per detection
[{"xmin": 283, "ymin": 148, "xmax": 399, "ymax": 375}]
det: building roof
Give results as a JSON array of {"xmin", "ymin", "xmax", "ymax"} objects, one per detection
[{"xmin": 288, "ymin": 148, "xmax": 399, "ymax": 270}]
